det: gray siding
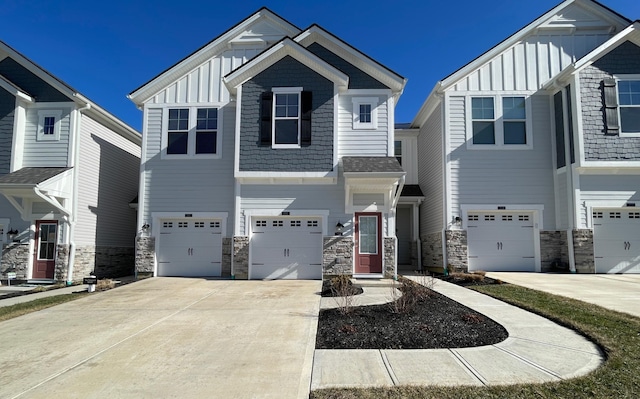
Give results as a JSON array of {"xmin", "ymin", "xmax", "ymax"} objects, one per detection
[
  {"xmin": 22, "ymin": 107, "xmax": 71, "ymax": 167},
  {"xmin": 306, "ymin": 43, "xmax": 389, "ymax": 90},
  {"xmin": 0, "ymin": 57, "xmax": 71, "ymax": 102},
  {"xmin": 239, "ymin": 56, "xmax": 334, "ymax": 172},
  {"xmin": 448, "ymin": 94, "xmax": 556, "ymax": 228},
  {"xmin": 141, "ymin": 105, "xmax": 235, "ymax": 236},
  {"xmin": 418, "ymin": 103, "xmax": 443, "ymax": 235},
  {"xmin": 76, "ymin": 115, "xmax": 140, "ymax": 247},
  {"xmin": 580, "ymin": 41, "xmax": 640, "ymax": 161},
  {"xmin": 0, "ymin": 89, "xmax": 15, "ymax": 175},
  {"xmin": 338, "ymin": 94, "xmax": 389, "ymax": 157},
  {"xmin": 556, "ymin": 172, "xmax": 569, "ymax": 230}
]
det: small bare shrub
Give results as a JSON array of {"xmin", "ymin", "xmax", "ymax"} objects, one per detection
[
  {"xmin": 329, "ymin": 275, "xmax": 356, "ymax": 314},
  {"xmin": 339, "ymin": 324, "xmax": 357, "ymax": 334},
  {"xmin": 388, "ymin": 275, "xmax": 433, "ymax": 314},
  {"xmin": 450, "ymin": 272, "xmax": 485, "ymax": 283},
  {"xmin": 472, "ymin": 270, "xmax": 487, "ymax": 277},
  {"xmin": 96, "ymin": 279, "xmax": 116, "ymax": 291},
  {"xmin": 461, "ymin": 313, "xmax": 484, "ymax": 324}
]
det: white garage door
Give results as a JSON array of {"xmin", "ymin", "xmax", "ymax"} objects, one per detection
[
  {"xmin": 467, "ymin": 212, "xmax": 536, "ymax": 272},
  {"xmin": 593, "ymin": 209, "xmax": 640, "ymax": 274},
  {"xmin": 157, "ymin": 219, "xmax": 223, "ymax": 277},
  {"xmin": 250, "ymin": 217, "xmax": 323, "ymax": 280}
]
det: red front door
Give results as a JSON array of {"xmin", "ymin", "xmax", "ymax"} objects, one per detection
[
  {"xmin": 33, "ymin": 221, "xmax": 58, "ymax": 279},
  {"xmin": 354, "ymin": 213, "xmax": 382, "ymax": 274}
]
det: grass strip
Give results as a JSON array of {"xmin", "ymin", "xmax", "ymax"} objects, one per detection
[
  {"xmin": 0, "ymin": 293, "xmax": 87, "ymax": 322},
  {"xmin": 310, "ymin": 284, "xmax": 640, "ymax": 399}
]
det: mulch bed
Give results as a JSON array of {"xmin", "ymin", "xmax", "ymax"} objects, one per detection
[{"xmin": 316, "ymin": 287, "xmax": 508, "ymax": 350}]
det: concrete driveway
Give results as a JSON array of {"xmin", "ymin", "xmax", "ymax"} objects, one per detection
[
  {"xmin": 0, "ymin": 278, "xmax": 321, "ymax": 399},
  {"xmin": 486, "ymin": 272, "xmax": 640, "ymax": 318}
]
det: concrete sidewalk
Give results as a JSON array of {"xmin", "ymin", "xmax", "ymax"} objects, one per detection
[
  {"xmin": 311, "ymin": 278, "xmax": 604, "ymax": 390},
  {"xmin": 486, "ymin": 272, "xmax": 640, "ymax": 318},
  {"xmin": 0, "ymin": 284, "xmax": 89, "ymax": 306}
]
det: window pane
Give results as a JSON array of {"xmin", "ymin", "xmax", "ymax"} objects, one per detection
[
  {"xmin": 275, "ymin": 93, "xmax": 299, "ymax": 117},
  {"xmin": 168, "ymin": 108, "xmax": 189, "ymax": 131},
  {"xmin": 504, "ymin": 121, "xmax": 527, "ymax": 144},
  {"xmin": 618, "ymin": 80, "xmax": 640, "ymax": 105},
  {"xmin": 620, "ymin": 108, "xmax": 640, "ymax": 133},
  {"xmin": 167, "ymin": 132, "xmax": 188, "ymax": 154},
  {"xmin": 274, "ymin": 120, "xmax": 298, "ymax": 144},
  {"xmin": 196, "ymin": 108, "xmax": 217, "ymax": 130},
  {"xmin": 503, "ymin": 97, "xmax": 526, "ymax": 119},
  {"xmin": 472, "ymin": 121, "xmax": 495, "ymax": 144},
  {"xmin": 359, "ymin": 104, "xmax": 372, "ymax": 123},
  {"xmin": 472, "ymin": 97, "xmax": 494, "ymax": 119},
  {"xmin": 196, "ymin": 132, "xmax": 216, "ymax": 154},
  {"xmin": 43, "ymin": 117, "xmax": 55, "ymax": 135},
  {"xmin": 359, "ymin": 216, "xmax": 378, "ymax": 254}
]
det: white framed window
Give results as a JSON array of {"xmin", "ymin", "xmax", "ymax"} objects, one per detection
[
  {"xmin": 37, "ymin": 110, "xmax": 62, "ymax": 141},
  {"xmin": 615, "ymin": 75, "xmax": 640, "ymax": 136},
  {"xmin": 467, "ymin": 95, "xmax": 532, "ymax": 149},
  {"xmin": 352, "ymin": 97, "xmax": 378, "ymax": 130},
  {"xmin": 394, "ymin": 140, "xmax": 402, "ymax": 165},
  {"xmin": 162, "ymin": 106, "xmax": 222, "ymax": 159},
  {"xmin": 272, "ymin": 87, "xmax": 302, "ymax": 148}
]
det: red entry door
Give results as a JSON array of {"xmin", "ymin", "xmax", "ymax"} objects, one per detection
[
  {"xmin": 354, "ymin": 213, "xmax": 382, "ymax": 274},
  {"xmin": 33, "ymin": 221, "xmax": 58, "ymax": 279}
]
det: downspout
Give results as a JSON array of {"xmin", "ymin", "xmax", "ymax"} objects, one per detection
[
  {"xmin": 392, "ymin": 175, "xmax": 406, "ymax": 279},
  {"xmin": 66, "ymin": 102, "xmax": 91, "ymax": 285}
]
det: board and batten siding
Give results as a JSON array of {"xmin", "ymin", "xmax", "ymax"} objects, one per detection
[
  {"xmin": 338, "ymin": 94, "xmax": 389, "ymax": 157},
  {"xmin": 22, "ymin": 106, "xmax": 71, "ymax": 167},
  {"xmin": 75, "ymin": 115, "xmax": 140, "ymax": 247},
  {"xmin": 578, "ymin": 174, "xmax": 640, "ymax": 228},
  {"xmin": 145, "ymin": 48, "xmax": 261, "ymax": 106},
  {"xmin": 418, "ymin": 103, "xmax": 443, "ymax": 235},
  {"xmin": 141, "ymin": 105, "xmax": 235, "ymax": 236},
  {"xmin": 447, "ymin": 94, "xmax": 556, "ymax": 228}
]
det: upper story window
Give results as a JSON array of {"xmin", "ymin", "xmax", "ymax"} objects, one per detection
[
  {"xmin": 617, "ymin": 78, "xmax": 640, "ymax": 136},
  {"xmin": 468, "ymin": 95, "xmax": 532, "ymax": 149},
  {"xmin": 352, "ymin": 97, "xmax": 378, "ymax": 130},
  {"xmin": 273, "ymin": 89, "xmax": 301, "ymax": 148},
  {"xmin": 260, "ymin": 88, "xmax": 312, "ymax": 148},
  {"xmin": 163, "ymin": 107, "xmax": 221, "ymax": 158},
  {"xmin": 37, "ymin": 110, "xmax": 62, "ymax": 141},
  {"xmin": 394, "ymin": 140, "xmax": 402, "ymax": 165}
]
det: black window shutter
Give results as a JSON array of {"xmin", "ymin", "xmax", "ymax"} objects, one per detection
[
  {"xmin": 301, "ymin": 91, "xmax": 312, "ymax": 146},
  {"xmin": 260, "ymin": 92, "xmax": 273, "ymax": 145},
  {"xmin": 603, "ymin": 78, "xmax": 619, "ymax": 135}
]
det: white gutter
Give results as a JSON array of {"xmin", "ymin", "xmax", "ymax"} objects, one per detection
[{"xmin": 66, "ymin": 103, "xmax": 91, "ymax": 285}]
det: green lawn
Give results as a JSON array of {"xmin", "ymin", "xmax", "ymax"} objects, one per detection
[
  {"xmin": 310, "ymin": 284, "xmax": 640, "ymax": 399},
  {"xmin": 0, "ymin": 293, "xmax": 87, "ymax": 322}
]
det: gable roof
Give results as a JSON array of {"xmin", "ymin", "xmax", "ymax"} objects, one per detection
[
  {"xmin": 0, "ymin": 40, "xmax": 141, "ymax": 145},
  {"xmin": 128, "ymin": 7, "xmax": 301, "ymax": 106},
  {"xmin": 294, "ymin": 25, "xmax": 406, "ymax": 100},
  {"xmin": 544, "ymin": 20, "xmax": 640, "ymax": 89},
  {"xmin": 223, "ymin": 37, "xmax": 349, "ymax": 94},
  {"xmin": 411, "ymin": 0, "xmax": 631, "ymax": 127}
]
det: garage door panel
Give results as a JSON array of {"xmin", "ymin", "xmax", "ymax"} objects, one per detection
[
  {"xmin": 469, "ymin": 255, "xmax": 535, "ymax": 272},
  {"xmin": 158, "ymin": 219, "xmax": 222, "ymax": 277},
  {"xmin": 593, "ymin": 209, "xmax": 640, "ymax": 274}
]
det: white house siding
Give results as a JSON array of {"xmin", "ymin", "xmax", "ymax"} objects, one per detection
[
  {"xmin": 22, "ymin": 106, "xmax": 71, "ymax": 167},
  {"xmin": 418, "ymin": 103, "xmax": 443, "ymax": 235},
  {"xmin": 338, "ymin": 94, "xmax": 389, "ymax": 157},
  {"xmin": 140, "ymin": 105, "xmax": 235, "ymax": 236},
  {"xmin": 448, "ymin": 94, "xmax": 556, "ymax": 228},
  {"xmin": 75, "ymin": 115, "xmax": 140, "ymax": 247},
  {"xmin": 147, "ymin": 48, "xmax": 261, "ymax": 106},
  {"xmin": 578, "ymin": 174, "xmax": 640, "ymax": 228},
  {"xmin": 452, "ymin": 32, "xmax": 612, "ymax": 92}
]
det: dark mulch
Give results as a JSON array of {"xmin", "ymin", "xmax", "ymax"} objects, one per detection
[
  {"xmin": 436, "ymin": 274, "xmax": 504, "ymax": 287},
  {"xmin": 316, "ymin": 288, "xmax": 508, "ymax": 349}
]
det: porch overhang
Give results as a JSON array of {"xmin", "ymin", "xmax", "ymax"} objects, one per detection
[
  {"xmin": 0, "ymin": 167, "xmax": 73, "ymax": 219},
  {"xmin": 342, "ymin": 157, "xmax": 405, "ymax": 213}
]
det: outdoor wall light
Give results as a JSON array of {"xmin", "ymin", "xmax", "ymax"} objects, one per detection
[
  {"xmin": 141, "ymin": 223, "xmax": 150, "ymax": 231},
  {"xmin": 7, "ymin": 229, "xmax": 19, "ymax": 242},
  {"xmin": 454, "ymin": 216, "xmax": 462, "ymax": 227},
  {"xmin": 335, "ymin": 222, "xmax": 344, "ymax": 236}
]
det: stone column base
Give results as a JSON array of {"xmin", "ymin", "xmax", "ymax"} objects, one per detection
[{"xmin": 233, "ymin": 236, "xmax": 249, "ymax": 279}]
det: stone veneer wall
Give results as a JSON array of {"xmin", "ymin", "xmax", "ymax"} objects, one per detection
[
  {"xmin": 540, "ymin": 231, "xmax": 569, "ymax": 272},
  {"xmin": 222, "ymin": 238, "xmax": 232, "ymax": 277},
  {"xmin": 54, "ymin": 245, "xmax": 69, "ymax": 281},
  {"xmin": 135, "ymin": 236, "xmax": 155, "ymax": 276},
  {"xmin": 1, "ymin": 244, "xmax": 30, "ymax": 279},
  {"xmin": 383, "ymin": 237, "xmax": 396, "ymax": 278},
  {"xmin": 421, "ymin": 232, "xmax": 443, "ymax": 269},
  {"xmin": 573, "ymin": 229, "xmax": 595, "ymax": 273},
  {"xmin": 322, "ymin": 236, "xmax": 353, "ymax": 276},
  {"xmin": 72, "ymin": 246, "xmax": 135, "ymax": 280},
  {"xmin": 233, "ymin": 236, "xmax": 249, "ymax": 279},
  {"xmin": 445, "ymin": 230, "xmax": 468, "ymax": 273}
]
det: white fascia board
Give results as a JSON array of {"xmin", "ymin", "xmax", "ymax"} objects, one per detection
[
  {"xmin": 0, "ymin": 76, "xmax": 33, "ymax": 102},
  {"xmin": 438, "ymin": 0, "xmax": 629, "ymax": 93},
  {"xmin": 294, "ymin": 26, "xmax": 407, "ymax": 98},
  {"xmin": 224, "ymin": 38, "xmax": 349, "ymax": 95},
  {"xmin": 128, "ymin": 10, "xmax": 301, "ymax": 106},
  {"xmin": 577, "ymin": 163, "xmax": 640, "ymax": 173},
  {"xmin": 73, "ymin": 93, "xmax": 141, "ymax": 146},
  {"xmin": 411, "ymin": 82, "xmax": 443, "ymax": 128}
]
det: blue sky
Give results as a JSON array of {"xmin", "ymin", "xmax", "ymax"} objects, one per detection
[{"xmin": 2, "ymin": 0, "xmax": 639, "ymax": 130}]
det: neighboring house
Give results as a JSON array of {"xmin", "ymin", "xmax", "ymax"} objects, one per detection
[
  {"xmin": 412, "ymin": 0, "xmax": 640, "ymax": 274},
  {"xmin": 129, "ymin": 8, "xmax": 407, "ymax": 279},
  {"xmin": 0, "ymin": 41, "xmax": 141, "ymax": 283}
]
